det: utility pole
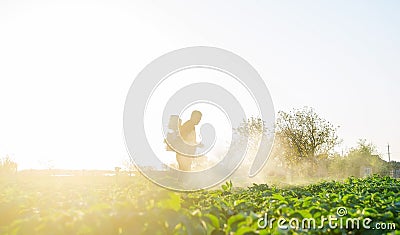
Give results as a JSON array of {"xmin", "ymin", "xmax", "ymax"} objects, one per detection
[{"xmin": 387, "ymin": 144, "xmax": 393, "ymax": 178}]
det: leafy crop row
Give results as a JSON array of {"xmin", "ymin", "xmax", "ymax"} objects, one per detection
[{"xmin": 0, "ymin": 175, "xmax": 399, "ymax": 234}]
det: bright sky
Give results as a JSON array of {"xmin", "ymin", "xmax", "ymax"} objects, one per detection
[{"xmin": 0, "ymin": 0, "xmax": 399, "ymax": 170}]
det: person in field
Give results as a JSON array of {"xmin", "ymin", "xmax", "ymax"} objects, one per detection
[{"xmin": 176, "ymin": 110, "xmax": 202, "ymax": 171}]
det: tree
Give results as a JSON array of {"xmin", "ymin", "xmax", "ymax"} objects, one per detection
[
  {"xmin": 122, "ymin": 158, "xmax": 136, "ymax": 176},
  {"xmin": 327, "ymin": 153, "xmax": 347, "ymax": 178},
  {"xmin": 230, "ymin": 117, "xmax": 273, "ymax": 184},
  {"xmin": 234, "ymin": 117, "xmax": 268, "ymax": 152},
  {"xmin": 275, "ymin": 107, "xmax": 340, "ymax": 175},
  {"xmin": 343, "ymin": 139, "xmax": 387, "ymax": 177},
  {"xmin": 0, "ymin": 156, "xmax": 17, "ymax": 175}
]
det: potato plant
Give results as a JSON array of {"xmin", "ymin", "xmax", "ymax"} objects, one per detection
[{"xmin": 0, "ymin": 175, "xmax": 398, "ymax": 234}]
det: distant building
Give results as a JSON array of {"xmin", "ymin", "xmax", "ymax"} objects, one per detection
[
  {"xmin": 389, "ymin": 161, "xmax": 400, "ymax": 178},
  {"xmin": 360, "ymin": 162, "xmax": 373, "ymax": 177},
  {"xmin": 392, "ymin": 168, "xmax": 400, "ymax": 178}
]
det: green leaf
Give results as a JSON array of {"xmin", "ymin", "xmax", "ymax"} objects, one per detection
[
  {"xmin": 203, "ymin": 214, "xmax": 220, "ymax": 229},
  {"xmin": 156, "ymin": 193, "xmax": 181, "ymax": 211}
]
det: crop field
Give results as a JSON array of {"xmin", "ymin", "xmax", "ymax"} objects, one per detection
[{"xmin": 0, "ymin": 174, "xmax": 399, "ymax": 235}]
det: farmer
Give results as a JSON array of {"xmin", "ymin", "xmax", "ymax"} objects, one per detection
[{"xmin": 176, "ymin": 110, "xmax": 203, "ymax": 171}]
